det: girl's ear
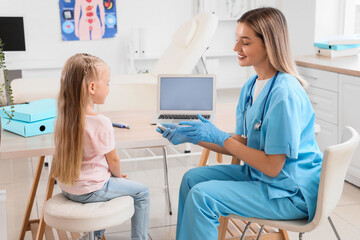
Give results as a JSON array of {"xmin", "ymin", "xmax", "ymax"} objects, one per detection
[{"xmin": 88, "ymin": 82, "xmax": 96, "ymax": 95}]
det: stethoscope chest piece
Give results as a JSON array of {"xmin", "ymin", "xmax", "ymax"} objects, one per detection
[{"xmin": 254, "ymin": 121, "xmax": 262, "ymax": 131}]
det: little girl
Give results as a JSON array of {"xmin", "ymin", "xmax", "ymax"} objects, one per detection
[{"xmin": 51, "ymin": 53, "xmax": 150, "ymax": 240}]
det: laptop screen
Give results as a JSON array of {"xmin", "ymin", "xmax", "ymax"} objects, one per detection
[{"xmin": 160, "ymin": 76, "xmax": 214, "ymax": 111}]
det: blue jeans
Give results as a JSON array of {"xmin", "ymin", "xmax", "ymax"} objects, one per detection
[
  {"xmin": 176, "ymin": 165, "xmax": 308, "ymax": 240},
  {"xmin": 62, "ymin": 177, "xmax": 150, "ymax": 240}
]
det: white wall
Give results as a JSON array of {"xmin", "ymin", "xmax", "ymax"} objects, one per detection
[
  {"xmin": 279, "ymin": 0, "xmax": 343, "ymax": 56},
  {"xmin": 314, "ymin": 0, "xmax": 343, "ymax": 40},
  {"xmin": 0, "ymin": 0, "xmax": 194, "ymax": 77},
  {"xmin": 279, "ymin": 0, "xmax": 317, "ymax": 56}
]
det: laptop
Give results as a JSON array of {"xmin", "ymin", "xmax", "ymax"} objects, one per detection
[{"xmin": 150, "ymin": 74, "xmax": 216, "ymax": 125}]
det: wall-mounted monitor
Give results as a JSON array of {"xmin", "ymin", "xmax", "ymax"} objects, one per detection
[{"xmin": 0, "ymin": 17, "xmax": 26, "ymax": 51}]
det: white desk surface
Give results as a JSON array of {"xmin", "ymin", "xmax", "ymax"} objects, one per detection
[{"xmin": 0, "ymin": 103, "xmax": 237, "ymax": 160}]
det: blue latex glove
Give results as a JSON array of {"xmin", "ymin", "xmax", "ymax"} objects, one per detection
[
  {"xmin": 156, "ymin": 123, "xmax": 198, "ymax": 145},
  {"xmin": 179, "ymin": 114, "xmax": 230, "ymax": 147}
]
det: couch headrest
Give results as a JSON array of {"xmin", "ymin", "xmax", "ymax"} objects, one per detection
[{"xmin": 173, "ymin": 18, "xmax": 198, "ymax": 47}]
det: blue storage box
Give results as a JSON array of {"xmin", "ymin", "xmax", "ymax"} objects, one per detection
[
  {"xmin": 0, "ymin": 98, "xmax": 56, "ymax": 122},
  {"xmin": 1, "ymin": 117, "xmax": 55, "ymax": 137},
  {"xmin": 0, "ymin": 99, "xmax": 57, "ymax": 137}
]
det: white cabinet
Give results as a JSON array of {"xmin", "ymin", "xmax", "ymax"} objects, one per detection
[
  {"xmin": 297, "ymin": 66, "xmax": 339, "ymax": 152},
  {"xmin": 339, "ymin": 74, "xmax": 360, "ymax": 186},
  {"xmin": 298, "ymin": 66, "xmax": 360, "ymax": 186}
]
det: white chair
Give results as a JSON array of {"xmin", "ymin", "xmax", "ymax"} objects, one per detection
[
  {"xmin": 44, "ymin": 193, "xmax": 134, "ymax": 240},
  {"xmin": 218, "ymin": 126, "xmax": 360, "ymax": 240}
]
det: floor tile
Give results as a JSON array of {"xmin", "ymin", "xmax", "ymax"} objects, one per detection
[
  {"xmin": 333, "ymin": 204, "xmax": 360, "ymax": 230},
  {"xmin": 338, "ymin": 181, "xmax": 360, "ymax": 206},
  {"xmin": 104, "ymin": 230, "xmax": 132, "ymax": 239},
  {"xmin": 147, "ymin": 225, "xmax": 177, "ymax": 240},
  {"xmin": 287, "ymin": 213, "xmax": 360, "ymax": 240}
]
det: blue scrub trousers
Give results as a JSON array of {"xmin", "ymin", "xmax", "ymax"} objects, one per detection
[{"xmin": 176, "ymin": 165, "xmax": 308, "ymax": 240}]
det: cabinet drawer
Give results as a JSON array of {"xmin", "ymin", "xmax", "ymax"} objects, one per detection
[
  {"xmin": 307, "ymin": 87, "xmax": 338, "ymax": 124},
  {"xmin": 315, "ymin": 119, "xmax": 338, "ymax": 152},
  {"xmin": 297, "ymin": 66, "xmax": 338, "ymax": 92}
]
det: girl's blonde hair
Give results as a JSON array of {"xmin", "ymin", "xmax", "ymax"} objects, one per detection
[
  {"xmin": 52, "ymin": 53, "xmax": 106, "ymax": 185},
  {"xmin": 238, "ymin": 7, "xmax": 308, "ymax": 88}
]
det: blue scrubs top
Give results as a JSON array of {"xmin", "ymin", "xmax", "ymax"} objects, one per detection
[{"xmin": 235, "ymin": 72, "xmax": 323, "ymax": 221}]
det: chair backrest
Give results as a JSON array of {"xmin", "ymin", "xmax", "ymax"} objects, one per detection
[
  {"xmin": 312, "ymin": 126, "xmax": 360, "ymax": 225},
  {"xmin": 150, "ymin": 12, "xmax": 218, "ymax": 76}
]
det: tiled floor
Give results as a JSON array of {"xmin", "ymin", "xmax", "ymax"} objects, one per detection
[{"xmin": 2, "ymin": 88, "xmax": 360, "ymax": 240}]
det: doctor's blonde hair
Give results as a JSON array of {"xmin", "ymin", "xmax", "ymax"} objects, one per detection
[
  {"xmin": 52, "ymin": 53, "xmax": 106, "ymax": 185},
  {"xmin": 238, "ymin": 7, "xmax": 308, "ymax": 88}
]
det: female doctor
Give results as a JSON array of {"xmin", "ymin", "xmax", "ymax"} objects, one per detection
[{"xmin": 157, "ymin": 7, "xmax": 323, "ymax": 240}]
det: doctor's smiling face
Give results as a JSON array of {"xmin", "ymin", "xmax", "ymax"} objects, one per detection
[{"xmin": 233, "ymin": 22, "xmax": 268, "ymax": 70}]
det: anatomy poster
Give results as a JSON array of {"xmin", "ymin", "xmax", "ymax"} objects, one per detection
[{"xmin": 59, "ymin": 0, "xmax": 117, "ymax": 41}]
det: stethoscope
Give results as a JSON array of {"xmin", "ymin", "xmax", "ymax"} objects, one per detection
[{"xmin": 242, "ymin": 71, "xmax": 279, "ymax": 138}]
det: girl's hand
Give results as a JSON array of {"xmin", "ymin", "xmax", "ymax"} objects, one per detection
[{"xmin": 121, "ymin": 173, "xmax": 128, "ymax": 179}]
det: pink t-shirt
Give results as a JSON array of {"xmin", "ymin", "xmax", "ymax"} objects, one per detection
[{"xmin": 59, "ymin": 114, "xmax": 115, "ymax": 195}]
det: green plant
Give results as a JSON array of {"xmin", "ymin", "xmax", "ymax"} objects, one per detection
[{"xmin": 0, "ymin": 37, "xmax": 14, "ymax": 120}]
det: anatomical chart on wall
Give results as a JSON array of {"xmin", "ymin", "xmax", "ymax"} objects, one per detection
[{"xmin": 59, "ymin": 0, "xmax": 117, "ymax": 41}]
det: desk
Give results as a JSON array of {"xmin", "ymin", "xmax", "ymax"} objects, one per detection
[{"xmin": 0, "ymin": 103, "xmax": 237, "ymax": 240}]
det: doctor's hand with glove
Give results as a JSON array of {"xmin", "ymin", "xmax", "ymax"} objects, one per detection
[
  {"xmin": 177, "ymin": 114, "xmax": 230, "ymax": 147},
  {"xmin": 156, "ymin": 123, "xmax": 199, "ymax": 145}
]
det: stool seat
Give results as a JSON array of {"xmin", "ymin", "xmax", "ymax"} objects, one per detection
[{"xmin": 44, "ymin": 193, "xmax": 134, "ymax": 233}]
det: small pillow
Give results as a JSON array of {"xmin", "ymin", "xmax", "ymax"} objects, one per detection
[{"xmin": 173, "ymin": 19, "xmax": 198, "ymax": 47}]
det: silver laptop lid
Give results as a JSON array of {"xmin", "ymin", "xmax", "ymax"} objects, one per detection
[{"xmin": 157, "ymin": 74, "xmax": 216, "ymax": 114}]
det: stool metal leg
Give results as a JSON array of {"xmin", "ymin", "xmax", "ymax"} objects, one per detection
[
  {"xmin": 299, "ymin": 232, "xmax": 304, "ymax": 240},
  {"xmin": 162, "ymin": 146, "xmax": 172, "ymax": 215},
  {"xmin": 240, "ymin": 222, "xmax": 252, "ymax": 240},
  {"xmin": 328, "ymin": 216, "xmax": 341, "ymax": 240},
  {"xmin": 256, "ymin": 225, "xmax": 265, "ymax": 240},
  {"xmin": 89, "ymin": 231, "xmax": 95, "ymax": 240}
]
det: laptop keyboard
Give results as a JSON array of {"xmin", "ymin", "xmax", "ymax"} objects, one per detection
[{"xmin": 158, "ymin": 114, "xmax": 210, "ymax": 120}]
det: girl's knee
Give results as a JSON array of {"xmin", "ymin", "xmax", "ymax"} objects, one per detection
[{"xmin": 137, "ymin": 185, "xmax": 150, "ymax": 201}]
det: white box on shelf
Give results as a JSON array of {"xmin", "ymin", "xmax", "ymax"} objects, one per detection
[{"xmin": 315, "ymin": 47, "xmax": 360, "ymax": 58}]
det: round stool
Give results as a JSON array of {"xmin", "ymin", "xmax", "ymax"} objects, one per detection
[{"xmin": 44, "ymin": 193, "xmax": 134, "ymax": 240}]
